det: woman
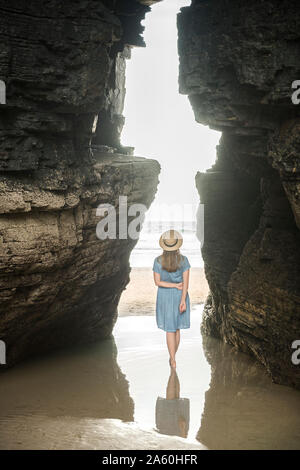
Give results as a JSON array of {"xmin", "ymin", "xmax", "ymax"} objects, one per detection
[
  {"xmin": 152, "ymin": 229, "xmax": 191, "ymax": 369},
  {"xmin": 155, "ymin": 368, "xmax": 190, "ymax": 438}
]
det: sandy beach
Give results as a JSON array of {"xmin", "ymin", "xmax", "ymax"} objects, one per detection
[
  {"xmin": 1, "ymin": 309, "xmax": 300, "ymax": 449},
  {"xmin": 118, "ymin": 267, "xmax": 209, "ymax": 316}
]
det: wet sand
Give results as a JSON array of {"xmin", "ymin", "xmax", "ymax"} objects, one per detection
[
  {"xmin": 0, "ymin": 306, "xmax": 300, "ymax": 450},
  {"xmin": 118, "ymin": 267, "xmax": 209, "ymax": 316}
]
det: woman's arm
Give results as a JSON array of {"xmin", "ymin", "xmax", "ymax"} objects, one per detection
[
  {"xmin": 153, "ymin": 272, "xmax": 182, "ymax": 290},
  {"xmin": 179, "ymin": 269, "xmax": 190, "ymax": 313}
]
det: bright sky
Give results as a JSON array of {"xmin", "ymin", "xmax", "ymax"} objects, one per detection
[{"xmin": 121, "ymin": 0, "xmax": 220, "ymax": 217}]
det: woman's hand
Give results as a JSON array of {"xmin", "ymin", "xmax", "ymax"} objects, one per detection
[
  {"xmin": 176, "ymin": 282, "xmax": 183, "ymax": 290},
  {"xmin": 179, "ymin": 300, "xmax": 186, "ymax": 313}
]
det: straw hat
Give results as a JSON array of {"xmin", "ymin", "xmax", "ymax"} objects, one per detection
[{"xmin": 159, "ymin": 229, "xmax": 183, "ymax": 251}]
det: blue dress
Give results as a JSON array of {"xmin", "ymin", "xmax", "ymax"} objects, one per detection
[{"xmin": 152, "ymin": 255, "xmax": 191, "ymax": 332}]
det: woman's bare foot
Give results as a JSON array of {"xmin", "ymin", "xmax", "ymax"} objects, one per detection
[{"xmin": 170, "ymin": 359, "xmax": 176, "ymax": 368}]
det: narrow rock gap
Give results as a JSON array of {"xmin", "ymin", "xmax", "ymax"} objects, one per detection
[
  {"xmin": 0, "ymin": 0, "xmax": 299, "ymax": 452},
  {"xmin": 118, "ymin": 0, "xmax": 220, "ymax": 319}
]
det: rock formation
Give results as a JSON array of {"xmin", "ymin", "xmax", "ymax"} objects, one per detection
[
  {"xmin": 178, "ymin": 0, "xmax": 300, "ymax": 388},
  {"xmin": 1, "ymin": 0, "xmax": 299, "ymax": 389},
  {"xmin": 0, "ymin": 0, "xmax": 161, "ymax": 366}
]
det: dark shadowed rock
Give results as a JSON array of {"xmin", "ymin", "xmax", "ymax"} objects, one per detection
[{"xmin": 178, "ymin": 0, "xmax": 300, "ymax": 388}]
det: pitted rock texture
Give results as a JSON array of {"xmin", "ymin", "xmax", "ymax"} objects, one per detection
[
  {"xmin": 0, "ymin": 0, "xmax": 160, "ymax": 366},
  {"xmin": 178, "ymin": 0, "xmax": 300, "ymax": 388},
  {"xmin": 0, "ymin": 153, "xmax": 159, "ymax": 365}
]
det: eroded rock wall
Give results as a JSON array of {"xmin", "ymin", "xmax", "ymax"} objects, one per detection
[
  {"xmin": 178, "ymin": 0, "xmax": 300, "ymax": 388},
  {"xmin": 0, "ymin": 0, "xmax": 160, "ymax": 366}
]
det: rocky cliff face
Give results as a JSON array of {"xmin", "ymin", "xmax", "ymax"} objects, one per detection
[
  {"xmin": 0, "ymin": 0, "xmax": 160, "ymax": 366},
  {"xmin": 178, "ymin": 0, "xmax": 300, "ymax": 388}
]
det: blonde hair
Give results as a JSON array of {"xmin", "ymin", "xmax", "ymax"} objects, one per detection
[{"xmin": 159, "ymin": 249, "xmax": 183, "ymax": 272}]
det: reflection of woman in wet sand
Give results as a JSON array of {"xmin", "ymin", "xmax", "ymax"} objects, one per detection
[
  {"xmin": 155, "ymin": 368, "xmax": 190, "ymax": 438},
  {"xmin": 152, "ymin": 230, "xmax": 191, "ymax": 369}
]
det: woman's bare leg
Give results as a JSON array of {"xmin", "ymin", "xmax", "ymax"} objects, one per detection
[
  {"xmin": 166, "ymin": 332, "xmax": 176, "ymax": 367},
  {"xmin": 175, "ymin": 329, "xmax": 180, "ymax": 352},
  {"xmin": 166, "ymin": 368, "xmax": 180, "ymax": 399}
]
